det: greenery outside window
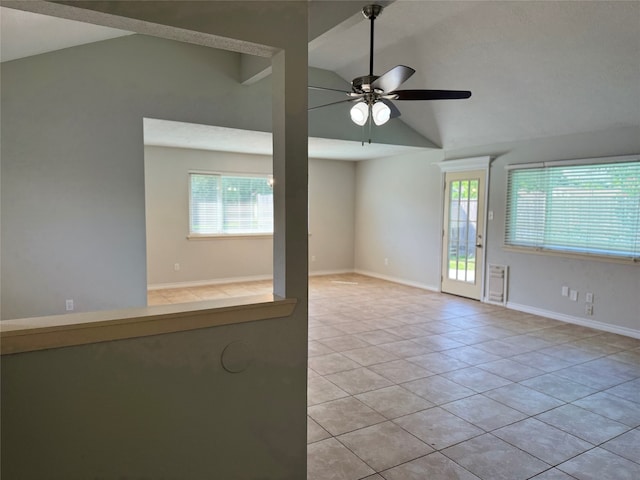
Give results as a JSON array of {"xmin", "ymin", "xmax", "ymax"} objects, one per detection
[
  {"xmin": 505, "ymin": 157, "xmax": 639, "ymax": 261},
  {"xmin": 189, "ymin": 172, "xmax": 273, "ymax": 236}
]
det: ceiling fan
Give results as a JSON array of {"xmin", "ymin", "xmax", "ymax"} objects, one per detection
[{"xmin": 309, "ymin": 4, "xmax": 471, "ymax": 129}]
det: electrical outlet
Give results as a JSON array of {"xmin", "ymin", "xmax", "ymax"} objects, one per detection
[
  {"xmin": 585, "ymin": 292, "xmax": 594, "ymax": 303},
  {"xmin": 65, "ymin": 299, "xmax": 74, "ymax": 311},
  {"xmin": 311, "ymin": 255, "xmax": 316, "ymax": 262},
  {"xmin": 585, "ymin": 304, "xmax": 594, "ymax": 316},
  {"xmin": 570, "ymin": 289, "xmax": 578, "ymax": 302},
  {"xmin": 561, "ymin": 286, "xmax": 569, "ymax": 297},
  {"xmin": 384, "ymin": 258, "xmax": 389, "ymax": 266},
  {"xmin": 174, "ymin": 263, "xmax": 180, "ymax": 271}
]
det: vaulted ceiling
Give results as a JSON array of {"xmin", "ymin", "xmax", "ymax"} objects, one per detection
[
  {"xmin": 2, "ymin": 1, "xmax": 639, "ymax": 153},
  {"xmin": 308, "ymin": 0, "xmax": 640, "ymax": 150}
]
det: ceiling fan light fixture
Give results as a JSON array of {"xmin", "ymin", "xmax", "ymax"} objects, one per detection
[
  {"xmin": 372, "ymin": 101, "xmax": 391, "ymax": 125},
  {"xmin": 350, "ymin": 102, "xmax": 369, "ymax": 126}
]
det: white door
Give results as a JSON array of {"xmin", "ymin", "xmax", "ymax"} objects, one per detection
[{"xmin": 441, "ymin": 170, "xmax": 486, "ymax": 300}]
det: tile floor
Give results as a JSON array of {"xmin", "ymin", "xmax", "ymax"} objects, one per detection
[{"xmin": 149, "ymin": 273, "xmax": 640, "ymax": 480}]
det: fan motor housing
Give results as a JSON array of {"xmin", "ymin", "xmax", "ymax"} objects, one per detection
[{"xmin": 351, "ymin": 75, "xmax": 380, "ymax": 94}]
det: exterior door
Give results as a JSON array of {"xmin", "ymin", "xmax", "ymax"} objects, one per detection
[{"xmin": 441, "ymin": 170, "xmax": 486, "ymax": 300}]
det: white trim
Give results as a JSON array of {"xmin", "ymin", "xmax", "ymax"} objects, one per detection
[
  {"xmin": 149, "ymin": 269, "xmax": 356, "ymax": 291},
  {"xmin": 148, "ymin": 274, "xmax": 273, "ymax": 291},
  {"xmin": 310, "ymin": 269, "xmax": 356, "ymax": 277},
  {"xmin": 435, "ymin": 156, "xmax": 492, "ymax": 172},
  {"xmin": 354, "ymin": 269, "xmax": 440, "ymax": 292},
  {"xmin": 504, "ymin": 154, "xmax": 638, "ymax": 170},
  {"xmin": 436, "ymin": 157, "xmax": 491, "ymax": 301},
  {"xmin": 506, "ymin": 302, "xmax": 640, "ymax": 339}
]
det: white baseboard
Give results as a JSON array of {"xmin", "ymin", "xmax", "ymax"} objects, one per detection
[
  {"xmin": 149, "ymin": 269, "xmax": 355, "ymax": 291},
  {"xmin": 309, "ymin": 269, "xmax": 356, "ymax": 277},
  {"xmin": 506, "ymin": 302, "xmax": 640, "ymax": 339},
  {"xmin": 148, "ymin": 274, "xmax": 273, "ymax": 291},
  {"xmin": 353, "ymin": 269, "xmax": 440, "ymax": 292}
]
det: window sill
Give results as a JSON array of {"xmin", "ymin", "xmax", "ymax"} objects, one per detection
[
  {"xmin": 503, "ymin": 245, "xmax": 639, "ymax": 265},
  {"xmin": 187, "ymin": 234, "xmax": 273, "ymax": 240},
  {"xmin": 0, "ymin": 295, "xmax": 297, "ymax": 355}
]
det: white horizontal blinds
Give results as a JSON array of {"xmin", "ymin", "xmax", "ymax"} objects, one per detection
[
  {"xmin": 221, "ymin": 176, "xmax": 273, "ymax": 234},
  {"xmin": 506, "ymin": 160, "xmax": 640, "ymax": 259},
  {"xmin": 190, "ymin": 173, "xmax": 221, "ymax": 234},
  {"xmin": 189, "ymin": 173, "xmax": 273, "ymax": 235}
]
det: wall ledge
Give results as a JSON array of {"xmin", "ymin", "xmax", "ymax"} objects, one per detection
[{"xmin": 0, "ymin": 295, "xmax": 297, "ymax": 355}]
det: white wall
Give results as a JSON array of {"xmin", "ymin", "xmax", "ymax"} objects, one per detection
[
  {"xmin": 354, "ymin": 149, "xmax": 446, "ymax": 290},
  {"xmin": 145, "ymin": 146, "xmax": 356, "ymax": 286}
]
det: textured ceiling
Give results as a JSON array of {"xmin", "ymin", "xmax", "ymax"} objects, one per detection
[
  {"xmin": 309, "ymin": 0, "xmax": 640, "ymax": 150},
  {"xmin": 144, "ymin": 118, "xmax": 426, "ymax": 160},
  {"xmin": 0, "ymin": 6, "xmax": 133, "ymax": 61},
  {"xmin": 2, "ymin": 1, "xmax": 639, "ymax": 153}
]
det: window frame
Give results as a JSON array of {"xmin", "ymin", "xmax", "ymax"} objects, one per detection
[
  {"xmin": 188, "ymin": 170, "xmax": 274, "ymax": 239},
  {"xmin": 503, "ymin": 155, "xmax": 640, "ymax": 264}
]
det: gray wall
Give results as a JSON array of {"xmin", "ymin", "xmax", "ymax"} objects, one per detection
[
  {"xmin": 354, "ymin": 127, "xmax": 639, "ymax": 335},
  {"xmin": 447, "ymin": 127, "xmax": 640, "ymax": 335},
  {"xmin": 145, "ymin": 146, "xmax": 356, "ymax": 286},
  {"xmin": 309, "ymin": 156, "xmax": 356, "ymax": 273},
  {"xmin": 1, "ymin": 0, "xmax": 310, "ymax": 477},
  {"xmin": 1, "ymin": 311, "xmax": 306, "ymax": 479},
  {"xmin": 1, "ymin": 34, "xmax": 274, "ymax": 319},
  {"xmin": 354, "ymin": 149, "xmax": 445, "ymax": 290}
]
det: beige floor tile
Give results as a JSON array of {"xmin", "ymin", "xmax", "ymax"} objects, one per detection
[
  {"xmin": 535, "ymin": 404, "xmax": 629, "ymax": 444},
  {"xmin": 476, "ymin": 358, "xmax": 544, "ymax": 381},
  {"xmin": 441, "ymin": 366, "xmax": 512, "ymax": 393},
  {"xmin": 557, "ymin": 447, "xmax": 640, "ymax": 480},
  {"xmin": 402, "ymin": 375, "xmax": 475, "ymax": 405},
  {"xmin": 601, "ymin": 428, "xmax": 640, "ymax": 463},
  {"xmin": 355, "ymin": 385, "xmax": 433, "ymax": 419},
  {"xmin": 484, "ymin": 383, "xmax": 564, "ymax": 416},
  {"xmin": 308, "ymin": 376, "xmax": 350, "ymax": 406},
  {"xmin": 493, "ymin": 418, "xmax": 592, "ymax": 465},
  {"xmin": 342, "ymin": 346, "xmax": 400, "ymax": 366},
  {"xmin": 442, "ymin": 434, "xmax": 550, "ymax": 480},
  {"xmin": 442, "ymin": 394, "xmax": 527, "ymax": 431},
  {"xmin": 521, "ymin": 373, "xmax": 598, "ymax": 402},
  {"xmin": 573, "ymin": 392, "xmax": 640, "ymax": 427},
  {"xmin": 308, "ymin": 353, "xmax": 361, "ymax": 376},
  {"xmin": 381, "ymin": 452, "xmax": 480, "ymax": 480},
  {"xmin": 406, "ymin": 352, "xmax": 470, "ymax": 374},
  {"xmin": 307, "ymin": 438, "xmax": 375, "ymax": 480},
  {"xmin": 368, "ymin": 359, "xmax": 433, "ymax": 383},
  {"xmin": 308, "ymin": 397, "xmax": 385, "ymax": 436},
  {"xmin": 394, "ymin": 406, "xmax": 484, "ymax": 450},
  {"xmin": 338, "ymin": 421, "xmax": 433, "ymax": 472},
  {"xmin": 308, "ymin": 416, "xmax": 332, "ymax": 444},
  {"xmin": 325, "ymin": 367, "xmax": 393, "ymax": 395},
  {"xmin": 149, "ymin": 274, "xmax": 640, "ymax": 479},
  {"xmin": 603, "ymin": 378, "xmax": 640, "ymax": 404}
]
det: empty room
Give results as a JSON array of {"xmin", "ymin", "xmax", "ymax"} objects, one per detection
[{"xmin": 1, "ymin": 1, "xmax": 638, "ymax": 479}]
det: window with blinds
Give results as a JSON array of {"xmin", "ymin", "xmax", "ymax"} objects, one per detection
[
  {"xmin": 505, "ymin": 157, "xmax": 640, "ymax": 261},
  {"xmin": 189, "ymin": 173, "xmax": 273, "ymax": 236}
]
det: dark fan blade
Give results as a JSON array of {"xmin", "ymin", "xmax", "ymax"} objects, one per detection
[
  {"xmin": 308, "ymin": 98, "xmax": 360, "ymax": 111},
  {"xmin": 392, "ymin": 89, "xmax": 472, "ymax": 100},
  {"xmin": 308, "ymin": 85, "xmax": 352, "ymax": 94},
  {"xmin": 379, "ymin": 98, "xmax": 401, "ymax": 119},
  {"xmin": 371, "ymin": 65, "xmax": 415, "ymax": 93}
]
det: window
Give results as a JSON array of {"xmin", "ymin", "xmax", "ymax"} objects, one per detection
[
  {"xmin": 505, "ymin": 157, "xmax": 640, "ymax": 261},
  {"xmin": 189, "ymin": 173, "xmax": 273, "ymax": 236}
]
